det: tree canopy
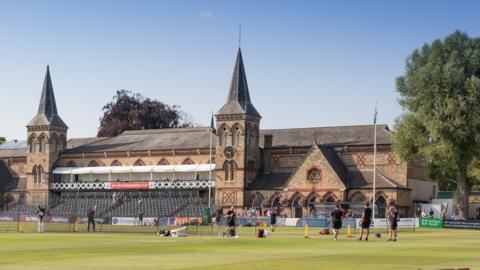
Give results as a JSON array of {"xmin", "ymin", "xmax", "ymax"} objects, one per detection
[
  {"xmin": 393, "ymin": 31, "xmax": 480, "ymax": 219},
  {"xmin": 97, "ymin": 90, "xmax": 193, "ymax": 137},
  {"xmin": 0, "ymin": 137, "xmax": 5, "ymax": 145}
]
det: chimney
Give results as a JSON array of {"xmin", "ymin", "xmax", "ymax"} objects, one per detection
[{"xmin": 264, "ymin": 134, "xmax": 273, "ymax": 148}]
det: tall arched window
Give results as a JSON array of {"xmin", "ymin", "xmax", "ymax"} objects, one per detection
[
  {"xmin": 232, "ymin": 127, "xmax": 241, "ymax": 146},
  {"xmin": 39, "ymin": 135, "xmax": 47, "ymax": 153},
  {"xmin": 375, "ymin": 195, "xmax": 387, "ymax": 218},
  {"xmin": 58, "ymin": 135, "xmax": 66, "ymax": 151},
  {"xmin": 134, "ymin": 159, "xmax": 145, "ymax": 166},
  {"xmin": 29, "ymin": 135, "xmax": 37, "ymax": 153},
  {"xmin": 37, "ymin": 166, "xmax": 43, "ymax": 183},
  {"xmin": 50, "ymin": 134, "xmax": 58, "ymax": 152},
  {"xmin": 220, "ymin": 128, "xmax": 227, "ymax": 146},
  {"xmin": 32, "ymin": 166, "xmax": 38, "ymax": 183},
  {"xmin": 223, "ymin": 161, "xmax": 236, "ymax": 181},
  {"xmin": 229, "ymin": 161, "xmax": 236, "ymax": 180},
  {"xmin": 88, "ymin": 160, "xmax": 99, "ymax": 167}
]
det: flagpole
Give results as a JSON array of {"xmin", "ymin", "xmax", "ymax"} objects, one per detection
[
  {"xmin": 372, "ymin": 102, "xmax": 378, "ymax": 220},
  {"xmin": 208, "ymin": 112, "xmax": 213, "ymax": 209}
]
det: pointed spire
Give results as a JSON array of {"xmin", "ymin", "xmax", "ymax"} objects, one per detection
[
  {"xmin": 37, "ymin": 65, "xmax": 58, "ymax": 116},
  {"xmin": 217, "ymin": 48, "xmax": 261, "ymax": 118},
  {"xmin": 27, "ymin": 66, "xmax": 68, "ymax": 129}
]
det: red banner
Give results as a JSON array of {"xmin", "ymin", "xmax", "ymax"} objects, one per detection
[{"xmin": 109, "ymin": 182, "xmax": 150, "ymax": 190}]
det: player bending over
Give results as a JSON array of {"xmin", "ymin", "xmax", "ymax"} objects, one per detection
[{"xmin": 358, "ymin": 202, "xmax": 372, "ymax": 241}]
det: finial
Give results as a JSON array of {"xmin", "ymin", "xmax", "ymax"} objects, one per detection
[{"xmin": 238, "ymin": 24, "xmax": 242, "ymax": 48}]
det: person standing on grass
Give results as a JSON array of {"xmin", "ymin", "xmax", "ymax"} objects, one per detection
[
  {"xmin": 270, "ymin": 208, "xmax": 277, "ymax": 232},
  {"xmin": 36, "ymin": 205, "xmax": 46, "ymax": 233},
  {"xmin": 87, "ymin": 206, "xmax": 96, "ymax": 232},
  {"xmin": 331, "ymin": 204, "xmax": 343, "ymax": 240},
  {"xmin": 358, "ymin": 202, "xmax": 372, "ymax": 241},
  {"xmin": 138, "ymin": 211, "xmax": 144, "ymax": 226},
  {"xmin": 225, "ymin": 206, "xmax": 236, "ymax": 236},
  {"xmin": 387, "ymin": 201, "xmax": 399, "ymax": 241}
]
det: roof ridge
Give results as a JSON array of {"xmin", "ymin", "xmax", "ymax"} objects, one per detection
[
  {"xmin": 120, "ymin": 127, "xmax": 210, "ymax": 135},
  {"xmin": 260, "ymin": 124, "xmax": 389, "ymax": 132}
]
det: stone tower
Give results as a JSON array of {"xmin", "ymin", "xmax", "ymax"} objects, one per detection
[
  {"xmin": 26, "ymin": 66, "xmax": 68, "ymax": 204},
  {"xmin": 215, "ymin": 48, "xmax": 261, "ymax": 210}
]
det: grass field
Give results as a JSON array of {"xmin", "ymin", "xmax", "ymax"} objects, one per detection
[{"xmin": 0, "ymin": 227, "xmax": 479, "ymax": 270}]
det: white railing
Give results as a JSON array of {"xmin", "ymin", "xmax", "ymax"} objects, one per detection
[{"xmin": 50, "ymin": 180, "xmax": 215, "ymax": 191}]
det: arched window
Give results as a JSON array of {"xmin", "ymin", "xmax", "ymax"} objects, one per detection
[
  {"xmin": 321, "ymin": 192, "xmax": 337, "ymax": 203},
  {"xmin": 229, "ymin": 161, "xmax": 236, "ymax": 180},
  {"xmin": 290, "ymin": 193, "xmax": 304, "ymax": 218},
  {"xmin": 58, "ymin": 135, "xmax": 66, "ymax": 151},
  {"xmin": 66, "ymin": 160, "xmax": 77, "ymax": 167},
  {"xmin": 182, "ymin": 158, "xmax": 195, "ymax": 165},
  {"xmin": 29, "ymin": 135, "xmax": 37, "ymax": 153},
  {"xmin": 39, "ymin": 135, "xmax": 47, "ymax": 153},
  {"xmin": 220, "ymin": 127, "xmax": 227, "ymax": 146},
  {"xmin": 32, "ymin": 166, "xmax": 38, "ymax": 183},
  {"xmin": 158, "ymin": 158, "xmax": 169, "ymax": 165},
  {"xmin": 251, "ymin": 192, "xmax": 265, "ymax": 210},
  {"xmin": 232, "ymin": 126, "xmax": 241, "ymax": 146},
  {"xmin": 50, "ymin": 134, "xmax": 59, "ymax": 152},
  {"xmin": 88, "ymin": 160, "xmax": 99, "ymax": 167},
  {"xmin": 111, "ymin": 160, "xmax": 122, "ymax": 166},
  {"xmin": 134, "ymin": 159, "xmax": 145, "ymax": 166},
  {"xmin": 223, "ymin": 161, "xmax": 229, "ymax": 181},
  {"xmin": 375, "ymin": 194, "xmax": 388, "ymax": 218},
  {"xmin": 306, "ymin": 193, "xmax": 320, "ymax": 217},
  {"xmin": 222, "ymin": 161, "xmax": 236, "ymax": 181},
  {"xmin": 350, "ymin": 192, "xmax": 366, "ymax": 203},
  {"xmin": 33, "ymin": 165, "xmax": 43, "ymax": 184}
]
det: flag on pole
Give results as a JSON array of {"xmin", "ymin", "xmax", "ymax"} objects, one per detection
[
  {"xmin": 373, "ymin": 102, "xmax": 378, "ymax": 125},
  {"xmin": 210, "ymin": 113, "xmax": 216, "ymax": 133}
]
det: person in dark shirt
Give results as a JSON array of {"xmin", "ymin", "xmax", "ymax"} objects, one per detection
[
  {"xmin": 331, "ymin": 205, "xmax": 343, "ymax": 240},
  {"xmin": 138, "ymin": 211, "xmax": 144, "ymax": 226},
  {"xmin": 415, "ymin": 207, "xmax": 422, "ymax": 218},
  {"xmin": 87, "ymin": 206, "xmax": 96, "ymax": 232},
  {"xmin": 359, "ymin": 202, "xmax": 372, "ymax": 241},
  {"xmin": 225, "ymin": 206, "xmax": 236, "ymax": 236},
  {"xmin": 428, "ymin": 208, "xmax": 434, "ymax": 218},
  {"xmin": 37, "ymin": 205, "xmax": 46, "ymax": 233},
  {"xmin": 270, "ymin": 209, "xmax": 277, "ymax": 232}
]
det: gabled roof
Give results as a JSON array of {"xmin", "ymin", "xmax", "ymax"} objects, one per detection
[
  {"xmin": 63, "ymin": 127, "xmax": 212, "ymax": 153},
  {"xmin": 217, "ymin": 48, "xmax": 261, "ymax": 118},
  {"xmin": 27, "ymin": 66, "xmax": 68, "ymax": 129},
  {"xmin": 260, "ymin": 124, "xmax": 391, "ymax": 147},
  {"xmin": 0, "ymin": 140, "xmax": 27, "ymax": 158}
]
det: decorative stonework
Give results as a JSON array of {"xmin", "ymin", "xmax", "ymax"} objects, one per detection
[
  {"xmin": 355, "ymin": 153, "xmax": 366, "ymax": 169},
  {"xmin": 306, "ymin": 167, "xmax": 322, "ymax": 183}
]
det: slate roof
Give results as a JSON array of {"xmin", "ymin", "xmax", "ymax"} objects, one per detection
[
  {"xmin": 248, "ymin": 172, "xmax": 291, "ymax": 190},
  {"xmin": 67, "ymin": 137, "xmax": 108, "ymax": 149},
  {"xmin": 64, "ymin": 127, "xmax": 212, "ymax": 153},
  {"xmin": 348, "ymin": 170, "xmax": 408, "ymax": 189},
  {"xmin": 0, "ymin": 140, "xmax": 27, "ymax": 158},
  {"xmin": 217, "ymin": 48, "xmax": 261, "ymax": 118},
  {"xmin": 27, "ymin": 66, "xmax": 68, "ymax": 129},
  {"xmin": 259, "ymin": 124, "xmax": 391, "ymax": 147}
]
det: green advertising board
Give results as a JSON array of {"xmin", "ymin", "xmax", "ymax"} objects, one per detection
[
  {"xmin": 202, "ymin": 208, "xmax": 211, "ymax": 225},
  {"xmin": 419, "ymin": 218, "xmax": 444, "ymax": 228}
]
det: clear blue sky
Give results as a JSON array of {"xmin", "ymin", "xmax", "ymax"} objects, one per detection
[{"xmin": 1, "ymin": 0, "xmax": 479, "ymax": 140}]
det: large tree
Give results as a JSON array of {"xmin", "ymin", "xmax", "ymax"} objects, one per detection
[
  {"xmin": 394, "ymin": 31, "xmax": 480, "ymax": 219},
  {"xmin": 98, "ymin": 90, "xmax": 192, "ymax": 137},
  {"xmin": 0, "ymin": 137, "xmax": 5, "ymax": 145}
]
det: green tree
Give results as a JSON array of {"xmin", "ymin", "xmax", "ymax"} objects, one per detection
[
  {"xmin": 394, "ymin": 31, "xmax": 480, "ymax": 219},
  {"xmin": 0, "ymin": 137, "xmax": 5, "ymax": 145}
]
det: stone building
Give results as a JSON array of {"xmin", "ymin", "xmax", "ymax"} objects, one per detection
[{"xmin": 0, "ymin": 48, "xmax": 436, "ymax": 217}]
